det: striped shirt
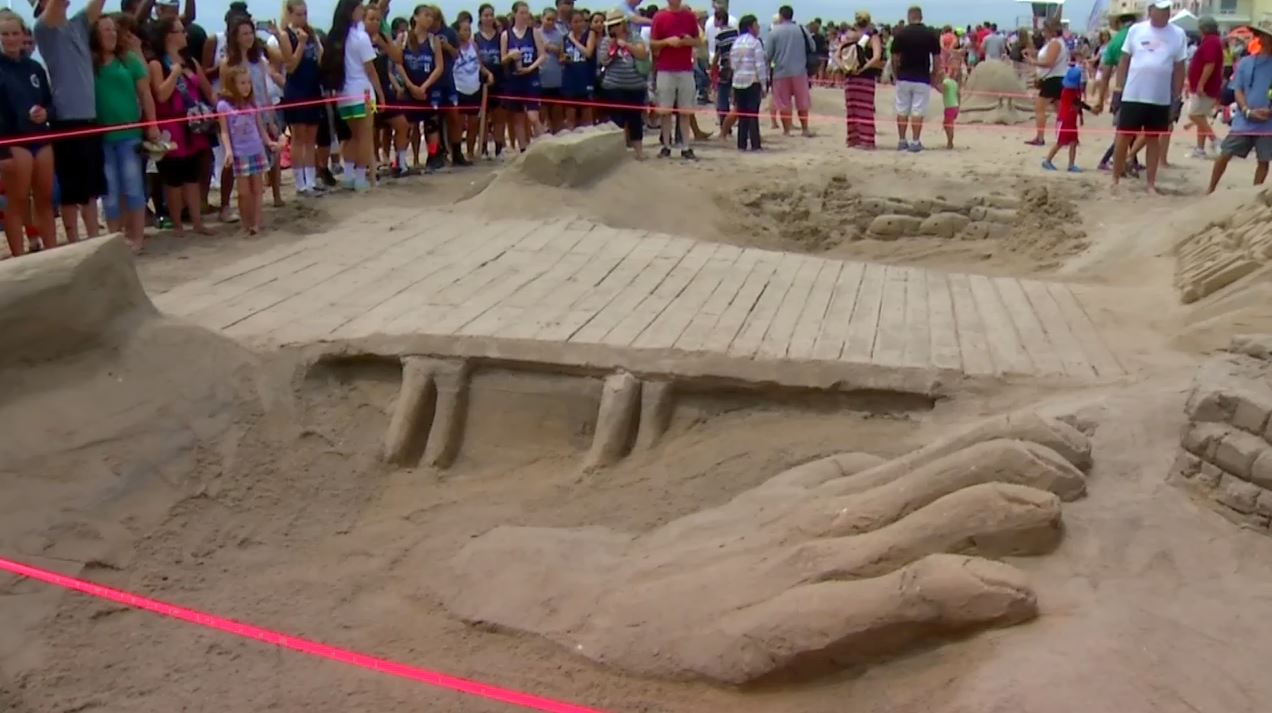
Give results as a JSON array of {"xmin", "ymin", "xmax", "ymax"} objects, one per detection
[
  {"xmin": 730, "ymin": 33, "xmax": 767, "ymax": 88},
  {"xmin": 598, "ymin": 36, "xmax": 649, "ymax": 91}
]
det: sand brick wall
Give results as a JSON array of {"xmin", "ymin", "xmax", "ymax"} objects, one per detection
[{"xmin": 1171, "ymin": 335, "xmax": 1272, "ymax": 530}]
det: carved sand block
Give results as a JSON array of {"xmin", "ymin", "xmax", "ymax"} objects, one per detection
[
  {"xmin": 1170, "ymin": 335, "xmax": 1272, "ymax": 530},
  {"xmin": 1175, "ymin": 198, "xmax": 1272, "ymax": 304}
]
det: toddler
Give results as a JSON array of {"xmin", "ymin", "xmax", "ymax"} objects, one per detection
[
  {"xmin": 1043, "ymin": 65, "xmax": 1094, "ymax": 172},
  {"xmin": 942, "ymin": 76, "xmax": 959, "ymax": 149}
]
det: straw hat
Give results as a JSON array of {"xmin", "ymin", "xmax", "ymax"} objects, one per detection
[
  {"xmin": 603, "ymin": 8, "xmax": 624, "ymax": 26},
  {"xmin": 854, "ymin": 10, "xmax": 871, "ymax": 27},
  {"xmin": 1251, "ymin": 15, "xmax": 1272, "ymax": 37}
]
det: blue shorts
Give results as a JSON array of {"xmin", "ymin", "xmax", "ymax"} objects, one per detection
[{"xmin": 503, "ymin": 79, "xmax": 541, "ymax": 112}]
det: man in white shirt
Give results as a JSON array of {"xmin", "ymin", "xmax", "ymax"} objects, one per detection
[{"xmin": 1112, "ymin": 0, "xmax": 1186, "ymax": 192}]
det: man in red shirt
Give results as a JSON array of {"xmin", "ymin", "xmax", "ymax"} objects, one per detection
[
  {"xmin": 650, "ymin": 0, "xmax": 703, "ymax": 159},
  {"xmin": 1188, "ymin": 16, "xmax": 1225, "ymax": 158}
]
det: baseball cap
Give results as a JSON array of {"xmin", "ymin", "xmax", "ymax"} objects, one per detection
[
  {"xmin": 1149, "ymin": 0, "xmax": 1171, "ymax": 8},
  {"xmin": 1062, "ymin": 66, "xmax": 1084, "ymax": 90}
]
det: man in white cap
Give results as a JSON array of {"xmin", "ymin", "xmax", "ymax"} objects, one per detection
[
  {"xmin": 1111, "ymin": 0, "xmax": 1187, "ymax": 193},
  {"xmin": 1207, "ymin": 17, "xmax": 1272, "ymax": 192}
]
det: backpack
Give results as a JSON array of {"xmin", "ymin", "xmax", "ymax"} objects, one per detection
[
  {"xmin": 839, "ymin": 34, "xmax": 868, "ymax": 74},
  {"xmin": 800, "ymin": 26, "xmax": 819, "ymax": 75}
]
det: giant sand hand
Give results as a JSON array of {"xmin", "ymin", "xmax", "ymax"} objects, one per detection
[{"xmin": 438, "ymin": 411, "xmax": 1091, "ymax": 684}]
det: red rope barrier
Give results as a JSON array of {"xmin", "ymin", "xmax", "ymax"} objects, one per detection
[
  {"xmin": 0, "ymin": 556, "xmax": 610, "ymax": 713},
  {"xmin": 0, "ymin": 85, "xmax": 1261, "ymax": 148}
]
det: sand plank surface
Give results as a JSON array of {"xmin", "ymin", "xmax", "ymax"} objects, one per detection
[{"xmin": 154, "ymin": 213, "xmax": 1121, "ymax": 379}]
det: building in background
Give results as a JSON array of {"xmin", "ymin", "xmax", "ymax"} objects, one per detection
[{"xmin": 1197, "ymin": 0, "xmax": 1272, "ymax": 30}]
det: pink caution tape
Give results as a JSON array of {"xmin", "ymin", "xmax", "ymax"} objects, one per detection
[{"xmin": 0, "ymin": 556, "xmax": 609, "ymax": 713}]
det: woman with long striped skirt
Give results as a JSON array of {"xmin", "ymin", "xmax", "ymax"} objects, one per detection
[{"xmin": 841, "ymin": 11, "xmax": 883, "ymax": 150}]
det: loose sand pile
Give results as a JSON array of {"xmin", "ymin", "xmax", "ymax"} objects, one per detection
[{"xmin": 722, "ymin": 173, "xmax": 1087, "ymax": 269}]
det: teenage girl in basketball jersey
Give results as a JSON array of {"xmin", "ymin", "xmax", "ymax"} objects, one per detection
[
  {"xmin": 500, "ymin": 1, "xmax": 546, "ymax": 151},
  {"xmin": 399, "ymin": 4, "xmax": 446, "ymax": 172},
  {"xmin": 561, "ymin": 9, "xmax": 596, "ymax": 129},
  {"xmin": 475, "ymin": 3, "xmax": 508, "ymax": 156}
]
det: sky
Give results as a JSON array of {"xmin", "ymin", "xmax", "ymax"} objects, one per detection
[{"xmin": 7, "ymin": 0, "xmax": 1084, "ymax": 34}]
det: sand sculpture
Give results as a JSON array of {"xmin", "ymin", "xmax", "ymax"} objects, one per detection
[
  {"xmin": 1171, "ymin": 334, "xmax": 1272, "ymax": 530},
  {"xmin": 959, "ymin": 61, "xmax": 1034, "ymax": 125},
  {"xmin": 505, "ymin": 126, "xmax": 628, "ymax": 188},
  {"xmin": 1175, "ymin": 187, "xmax": 1272, "ymax": 304},
  {"xmin": 0, "ymin": 235, "xmax": 156, "ymax": 366},
  {"xmin": 439, "ymin": 411, "xmax": 1091, "ymax": 684},
  {"xmin": 736, "ymin": 176, "xmax": 1086, "ymax": 256}
]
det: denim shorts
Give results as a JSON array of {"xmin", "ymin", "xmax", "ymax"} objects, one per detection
[{"xmin": 102, "ymin": 137, "xmax": 145, "ymax": 222}]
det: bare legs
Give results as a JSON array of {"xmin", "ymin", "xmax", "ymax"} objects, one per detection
[
  {"xmin": 167, "ymin": 180, "xmax": 210, "ymax": 236},
  {"xmin": 2, "ymin": 147, "xmax": 56, "ymax": 256}
]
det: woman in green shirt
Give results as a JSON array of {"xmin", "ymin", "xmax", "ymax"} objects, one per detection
[{"xmin": 91, "ymin": 13, "xmax": 159, "ymax": 253}]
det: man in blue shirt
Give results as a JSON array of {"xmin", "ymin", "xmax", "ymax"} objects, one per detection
[{"xmin": 1208, "ymin": 19, "xmax": 1272, "ymax": 193}]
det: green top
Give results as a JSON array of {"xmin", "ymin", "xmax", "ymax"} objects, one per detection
[
  {"xmin": 942, "ymin": 77, "xmax": 959, "ymax": 108},
  {"xmin": 95, "ymin": 54, "xmax": 148, "ymax": 143},
  {"xmin": 1102, "ymin": 25, "xmax": 1130, "ymax": 68}
]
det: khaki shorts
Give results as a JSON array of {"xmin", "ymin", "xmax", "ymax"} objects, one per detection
[
  {"xmin": 1188, "ymin": 94, "xmax": 1218, "ymax": 117},
  {"xmin": 655, "ymin": 70, "xmax": 696, "ymax": 111}
]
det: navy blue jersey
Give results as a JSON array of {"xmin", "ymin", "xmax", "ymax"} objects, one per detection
[
  {"xmin": 504, "ymin": 25, "xmax": 538, "ymax": 84},
  {"xmin": 561, "ymin": 30, "xmax": 593, "ymax": 95}
]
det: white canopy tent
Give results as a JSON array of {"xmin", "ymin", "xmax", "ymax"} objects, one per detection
[{"xmin": 1171, "ymin": 9, "xmax": 1199, "ymax": 33}]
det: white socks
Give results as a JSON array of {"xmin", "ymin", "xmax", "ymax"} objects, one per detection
[
  {"xmin": 294, "ymin": 165, "xmax": 308, "ymax": 191},
  {"xmin": 342, "ymin": 160, "xmax": 355, "ymax": 178}
]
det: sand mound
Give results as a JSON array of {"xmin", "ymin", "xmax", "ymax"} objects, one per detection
[
  {"xmin": 459, "ymin": 150, "xmax": 728, "ymax": 238},
  {"xmin": 961, "ymin": 61, "xmax": 1033, "ymax": 125},
  {"xmin": 0, "ymin": 236, "xmax": 157, "ymax": 367}
]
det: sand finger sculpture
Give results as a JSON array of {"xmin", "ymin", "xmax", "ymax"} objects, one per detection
[{"xmin": 439, "ymin": 411, "xmax": 1091, "ymax": 684}]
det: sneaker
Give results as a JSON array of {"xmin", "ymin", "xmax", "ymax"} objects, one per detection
[
  {"xmin": 353, "ymin": 176, "xmax": 371, "ymax": 192},
  {"xmin": 1024, "ymin": 138, "xmax": 1045, "ymax": 146},
  {"xmin": 1098, "ymin": 161, "xmax": 1111, "ymax": 172},
  {"xmin": 680, "ymin": 149, "xmax": 698, "ymax": 161},
  {"xmin": 1041, "ymin": 160, "xmax": 1058, "ymax": 171},
  {"xmin": 907, "ymin": 141, "xmax": 923, "ymax": 153},
  {"xmin": 319, "ymin": 168, "xmax": 338, "ymax": 187},
  {"xmin": 340, "ymin": 174, "xmax": 356, "ymax": 191},
  {"xmin": 452, "ymin": 153, "xmax": 472, "ymax": 167},
  {"xmin": 1190, "ymin": 147, "xmax": 1208, "ymax": 160},
  {"xmin": 1067, "ymin": 165, "xmax": 1083, "ymax": 173},
  {"xmin": 658, "ymin": 146, "xmax": 672, "ymax": 159},
  {"xmin": 897, "ymin": 140, "xmax": 909, "ymax": 151},
  {"xmin": 156, "ymin": 216, "xmax": 175, "ymax": 230}
]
